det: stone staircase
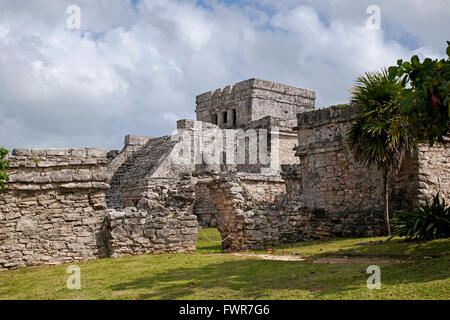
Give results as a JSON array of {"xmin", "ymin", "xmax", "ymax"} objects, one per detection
[{"xmin": 106, "ymin": 135, "xmax": 177, "ymax": 209}]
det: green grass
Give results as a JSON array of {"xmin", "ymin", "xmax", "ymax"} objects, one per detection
[
  {"xmin": 257, "ymin": 236, "xmax": 450, "ymax": 259},
  {"xmin": 0, "ymin": 229, "xmax": 448, "ymax": 300},
  {"xmin": 196, "ymin": 227, "xmax": 222, "ymax": 254}
]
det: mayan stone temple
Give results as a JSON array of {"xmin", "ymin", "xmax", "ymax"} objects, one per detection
[{"xmin": 1, "ymin": 78, "xmax": 449, "ymax": 270}]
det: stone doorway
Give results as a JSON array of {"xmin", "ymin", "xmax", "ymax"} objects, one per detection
[{"xmin": 194, "ymin": 176, "xmax": 251, "ymax": 252}]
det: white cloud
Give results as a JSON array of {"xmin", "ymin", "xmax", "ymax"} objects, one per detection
[
  {"xmin": 0, "ymin": 0, "xmax": 448, "ymax": 150},
  {"xmin": 0, "ymin": 24, "xmax": 9, "ymax": 38}
]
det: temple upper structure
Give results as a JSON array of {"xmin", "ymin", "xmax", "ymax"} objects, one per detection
[{"xmin": 195, "ymin": 78, "xmax": 316, "ymax": 129}]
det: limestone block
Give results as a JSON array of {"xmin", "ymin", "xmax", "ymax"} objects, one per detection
[{"xmin": 87, "ymin": 148, "xmax": 107, "ymax": 158}]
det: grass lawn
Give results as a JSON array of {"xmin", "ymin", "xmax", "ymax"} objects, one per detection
[{"xmin": 0, "ymin": 228, "xmax": 449, "ymax": 300}]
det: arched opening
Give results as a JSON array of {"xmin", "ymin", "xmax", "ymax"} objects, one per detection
[
  {"xmin": 193, "ymin": 182, "xmax": 217, "ymax": 228},
  {"xmin": 193, "ymin": 178, "xmax": 246, "ymax": 252}
]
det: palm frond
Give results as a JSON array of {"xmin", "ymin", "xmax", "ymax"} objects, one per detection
[{"xmin": 347, "ymin": 68, "xmax": 411, "ymax": 171}]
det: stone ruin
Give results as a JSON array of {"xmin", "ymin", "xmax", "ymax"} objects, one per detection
[{"xmin": 1, "ymin": 78, "xmax": 449, "ymax": 270}]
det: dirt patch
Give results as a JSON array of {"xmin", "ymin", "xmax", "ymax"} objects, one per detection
[
  {"xmin": 231, "ymin": 253, "xmax": 404, "ymax": 264},
  {"xmin": 232, "ymin": 253, "xmax": 305, "ymax": 261},
  {"xmin": 312, "ymin": 257, "xmax": 404, "ymax": 264}
]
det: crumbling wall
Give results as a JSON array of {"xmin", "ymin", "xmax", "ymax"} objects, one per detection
[
  {"xmin": 236, "ymin": 174, "xmax": 286, "ymax": 205},
  {"xmin": 199, "ymin": 176, "xmax": 252, "ymax": 252},
  {"xmin": 106, "ymin": 208, "xmax": 198, "ymax": 257},
  {"xmin": 193, "ymin": 173, "xmax": 286, "ymax": 230},
  {"xmin": 0, "ymin": 148, "xmax": 110, "ymax": 270},
  {"xmin": 391, "ymin": 141, "xmax": 450, "ymax": 211},
  {"xmin": 0, "ymin": 148, "xmax": 201, "ymax": 269},
  {"xmin": 109, "ymin": 172, "xmax": 287, "ymax": 254},
  {"xmin": 105, "ymin": 177, "xmax": 198, "ymax": 257},
  {"xmin": 197, "ymin": 175, "xmax": 297, "ymax": 252},
  {"xmin": 416, "ymin": 141, "xmax": 450, "ymax": 203}
]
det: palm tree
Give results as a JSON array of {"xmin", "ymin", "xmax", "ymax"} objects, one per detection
[{"xmin": 347, "ymin": 69, "xmax": 411, "ymax": 235}]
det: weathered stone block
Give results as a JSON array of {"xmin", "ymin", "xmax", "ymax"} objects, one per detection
[{"xmin": 86, "ymin": 148, "xmax": 107, "ymax": 158}]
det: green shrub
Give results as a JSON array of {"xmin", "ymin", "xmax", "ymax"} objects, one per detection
[
  {"xmin": 0, "ymin": 147, "xmax": 10, "ymax": 191},
  {"xmin": 392, "ymin": 193, "xmax": 450, "ymax": 241},
  {"xmin": 388, "ymin": 41, "xmax": 450, "ymax": 145}
]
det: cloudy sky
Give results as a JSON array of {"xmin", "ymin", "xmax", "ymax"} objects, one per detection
[{"xmin": 0, "ymin": 0, "xmax": 449, "ymax": 150}]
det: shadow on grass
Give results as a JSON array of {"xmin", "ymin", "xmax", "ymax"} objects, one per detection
[
  {"xmin": 264, "ymin": 236, "xmax": 450, "ymax": 261},
  {"xmin": 108, "ymin": 254, "xmax": 450, "ymax": 300},
  {"xmin": 304, "ymin": 237, "xmax": 450, "ymax": 260}
]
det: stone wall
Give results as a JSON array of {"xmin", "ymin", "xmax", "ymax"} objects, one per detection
[
  {"xmin": 237, "ymin": 174, "xmax": 286, "ymax": 205},
  {"xmin": 278, "ymin": 105, "xmax": 391, "ymax": 237},
  {"xmin": 201, "ymin": 168, "xmax": 385, "ymax": 249},
  {"xmin": 196, "ymin": 174, "xmax": 296, "ymax": 251},
  {"xmin": 294, "ymin": 105, "xmax": 385, "ymax": 216},
  {"xmin": 392, "ymin": 140, "xmax": 450, "ymax": 208},
  {"xmin": 112, "ymin": 172, "xmax": 288, "ymax": 253},
  {"xmin": 106, "ymin": 208, "xmax": 198, "ymax": 257},
  {"xmin": 280, "ymin": 166, "xmax": 385, "ymax": 238},
  {"xmin": 105, "ymin": 176, "xmax": 198, "ymax": 257},
  {"xmin": 391, "ymin": 149, "xmax": 420, "ymax": 211},
  {"xmin": 0, "ymin": 148, "xmax": 110, "ymax": 270},
  {"xmin": 286, "ymin": 105, "xmax": 403, "ymax": 237},
  {"xmin": 0, "ymin": 148, "xmax": 202, "ymax": 270},
  {"xmin": 193, "ymin": 182, "xmax": 217, "ymax": 228},
  {"xmin": 416, "ymin": 140, "xmax": 450, "ymax": 203},
  {"xmin": 279, "ymin": 105, "xmax": 450, "ymax": 239}
]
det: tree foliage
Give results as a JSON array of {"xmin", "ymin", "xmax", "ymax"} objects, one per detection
[
  {"xmin": 388, "ymin": 41, "xmax": 450, "ymax": 145},
  {"xmin": 391, "ymin": 193, "xmax": 450, "ymax": 241},
  {"xmin": 0, "ymin": 147, "xmax": 10, "ymax": 191},
  {"xmin": 348, "ymin": 69, "xmax": 411, "ymax": 169},
  {"xmin": 347, "ymin": 69, "xmax": 411, "ymax": 235}
]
